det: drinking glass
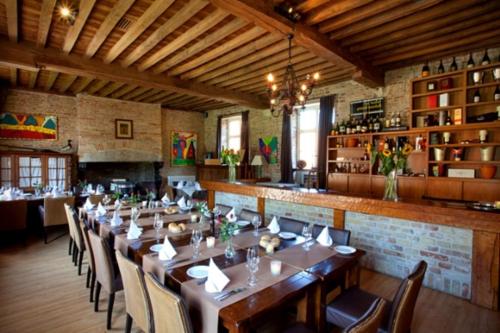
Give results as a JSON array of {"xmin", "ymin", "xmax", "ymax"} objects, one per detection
[
  {"xmin": 246, "ymin": 247, "xmax": 260, "ymax": 287},
  {"xmin": 252, "ymin": 215, "xmax": 261, "ymax": 236},
  {"xmin": 153, "ymin": 213, "xmax": 163, "ymax": 241},
  {"xmin": 103, "ymin": 194, "xmax": 111, "ymax": 206},
  {"xmin": 302, "ymin": 224, "xmax": 313, "ymax": 251},
  {"xmin": 190, "ymin": 229, "xmax": 203, "ymax": 259}
]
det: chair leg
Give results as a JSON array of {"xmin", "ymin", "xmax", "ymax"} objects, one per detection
[
  {"xmin": 90, "ymin": 272, "xmax": 96, "ymax": 303},
  {"xmin": 86, "ymin": 267, "xmax": 91, "ymax": 288},
  {"xmin": 94, "ymin": 282, "xmax": 101, "ymax": 312},
  {"xmin": 78, "ymin": 250, "xmax": 84, "ymax": 275},
  {"xmin": 43, "ymin": 227, "xmax": 48, "ymax": 244},
  {"xmin": 73, "ymin": 248, "xmax": 79, "ymax": 267},
  {"xmin": 107, "ymin": 292, "xmax": 115, "ymax": 330},
  {"xmin": 68, "ymin": 237, "xmax": 73, "ymax": 255},
  {"xmin": 125, "ymin": 314, "xmax": 133, "ymax": 333},
  {"xmin": 72, "ymin": 244, "xmax": 78, "ymax": 263}
]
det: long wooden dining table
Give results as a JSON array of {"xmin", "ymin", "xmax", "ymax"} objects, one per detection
[{"xmin": 83, "ymin": 206, "xmax": 365, "ymax": 333}]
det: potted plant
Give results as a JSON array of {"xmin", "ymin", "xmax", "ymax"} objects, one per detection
[{"xmin": 221, "ymin": 147, "xmax": 241, "ymax": 183}]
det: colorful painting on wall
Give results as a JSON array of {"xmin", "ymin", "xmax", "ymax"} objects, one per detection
[
  {"xmin": 171, "ymin": 131, "xmax": 197, "ymax": 166},
  {"xmin": 0, "ymin": 112, "xmax": 57, "ymax": 140},
  {"xmin": 258, "ymin": 136, "xmax": 278, "ymax": 164}
]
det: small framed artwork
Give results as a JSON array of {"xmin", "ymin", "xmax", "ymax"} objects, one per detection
[{"xmin": 115, "ymin": 119, "xmax": 133, "ymax": 139}]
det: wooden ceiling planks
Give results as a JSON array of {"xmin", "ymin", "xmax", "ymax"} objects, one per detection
[{"xmin": 62, "ymin": 0, "xmax": 97, "ymax": 53}]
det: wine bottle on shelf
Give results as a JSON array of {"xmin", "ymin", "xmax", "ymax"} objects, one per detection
[
  {"xmin": 467, "ymin": 53, "xmax": 475, "ymax": 68},
  {"xmin": 481, "ymin": 49, "xmax": 490, "ymax": 66},
  {"xmin": 449, "ymin": 57, "xmax": 458, "ymax": 72},
  {"xmin": 374, "ymin": 116, "xmax": 381, "ymax": 132},
  {"xmin": 445, "ymin": 111, "xmax": 452, "ymax": 126},
  {"xmin": 390, "ymin": 113, "xmax": 396, "ymax": 127},
  {"xmin": 385, "ymin": 117, "xmax": 390, "ymax": 128},
  {"xmin": 339, "ymin": 120, "xmax": 346, "ymax": 135},
  {"xmin": 494, "ymin": 85, "xmax": 500, "ymax": 101},
  {"xmin": 437, "ymin": 59, "xmax": 445, "ymax": 74},
  {"xmin": 396, "ymin": 112, "xmax": 401, "ymax": 127},
  {"xmin": 356, "ymin": 118, "xmax": 361, "ymax": 133},
  {"xmin": 346, "ymin": 119, "xmax": 352, "ymax": 134},
  {"xmin": 421, "ymin": 61, "xmax": 430, "ymax": 77},
  {"xmin": 473, "ymin": 89, "xmax": 481, "ymax": 103},
  {"xmin": 361, "ymin": 114, "xmax": 368, "ymax": 133}
]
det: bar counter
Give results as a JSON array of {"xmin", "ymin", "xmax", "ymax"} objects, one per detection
[{"xmin": 200, "ymin": 180, "xmax": 500, "ymax": 311}]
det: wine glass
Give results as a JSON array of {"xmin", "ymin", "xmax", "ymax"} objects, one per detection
[
  {"xmin": 103, "ymin": 194, "xmax": 111, "ymax": 206},
  {"xmin": 302, "ymin": 224, "xmax": 313, "ymax": 251},
  {"xmin": 153, "ymin": 213, "xmax": 163, "ymax": 242},
  {"xmin": 190, "ymin": 229, "xmax": 203, "ymax": 259},
  {"xmin": 246, "ymin": 247, "xmax": 260, "ymax": 287},
  {"xmin": 252, "ymin": 215, "xmax": 261, "ymax": 236}
]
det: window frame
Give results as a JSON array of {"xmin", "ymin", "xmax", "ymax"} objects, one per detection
[
  {"xmin": 219, "ymin": 114, "xmax": 243, "ymax": 152},
  {"xmin": 294, "ymin": 102, "xmax": 321, "ymax": 170}
]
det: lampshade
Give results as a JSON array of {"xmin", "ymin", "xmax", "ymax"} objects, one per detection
[{"xmin": 251, "ymin": 155, "xmax": 265, "ymax": 166}]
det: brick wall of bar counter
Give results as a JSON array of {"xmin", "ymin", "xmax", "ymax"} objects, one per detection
[{"xmin": 214, "ymin": 191, "xmax": 472, "ymax": 299}]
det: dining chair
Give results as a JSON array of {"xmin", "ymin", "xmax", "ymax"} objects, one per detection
[
  {"xmin": 39, "ymin": 196, "xmax": 75, "ymax": 243},
  {"xmin": 80, "ymin": 221, "xmax": 96, "ymax": 303},
  {"xmin": 277, "ymin": 217, "xmax": 307, "ymax": 234},
  {"xmin": 64, "ymin": 203, "xmax": 85, "ymax": 275},
  {"xmin": 88, "ymin": 230, "xmax": 123, "ymax": 329},
  {"xmin": 115, "ymin": 250, "xmax": 153, "ymax": 333},
  {"xmin": 343, "ymin": 298, "xmax": 387, "ymax": 333},
  {"xmin": 239, "ymin": 208, "xmax": 261, "ymax": 221},
  {"xmin": 312, "ymin": 225, "xmax": 351, "ymax": 246},
  {"xmin": 326, "ymin": 261, "xmax": 427, "ymax": 333},
  {"xmin": 215, "ymin": 204, "xmax": 233, "ymax": 216},
  {"xmin": 0, "ymin": 200, "xmax": 28, "ymax": 238},
  {"xmin": 144, "ymin": 272, "xmax": 193, "ymax": 333}
]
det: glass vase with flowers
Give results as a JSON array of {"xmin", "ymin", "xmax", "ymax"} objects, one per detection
[
  {"xmin": 219, "ymin": 217, "xmax": 240, "ymax": 259},
  {"xmin": 221, "ymin": 148, "xmax": 240, "ymax": 183}
]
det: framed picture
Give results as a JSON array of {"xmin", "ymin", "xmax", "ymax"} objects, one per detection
[
  {"xmin": 0, "ymin": 112, "xmax": 57, "ymax": 140},
  {"xmin": 171, "ymin": 131, "xmax": 197, "ymax": 166},
  {"xmin": 115, "ymin": 119, "xmax": 133, "ymax": 139}
]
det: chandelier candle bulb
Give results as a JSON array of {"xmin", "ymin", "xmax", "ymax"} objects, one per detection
[{"xmin": 267, "ymin": 73, "xmax": 274, "ymax": 82}]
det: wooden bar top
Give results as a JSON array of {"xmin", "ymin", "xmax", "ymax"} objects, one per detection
[{"xmin": 200, "ymin": 180, "xmax": 500, "ymax": 233}]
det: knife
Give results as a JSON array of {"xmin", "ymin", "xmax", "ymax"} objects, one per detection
[{"xmin": 216, "ymin": 287, "xmax": 247, "ymax": 302}]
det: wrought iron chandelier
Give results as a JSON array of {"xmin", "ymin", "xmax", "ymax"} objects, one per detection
[{"xmin": 266, "ymin": 34, "xmax": 319, "ymax": 117}]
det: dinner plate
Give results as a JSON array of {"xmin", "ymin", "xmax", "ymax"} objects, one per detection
[
  {"xmin": 334, "ymin": 245, "xmax": 356, "ymax": 255},
  {"xmin": 149, "ymin": 244, "xmax": 163, "ymax": 253},
  {"xmin": 236, "ymin": 220, "xmax": 250, "ymax": 227},
  {"xmin": 278, "ymin": 231, "xmax": 297, "ymax": 240},
  {"xmin": 187, "ymin": 265, "xmax": 209, "ymax": 279}
]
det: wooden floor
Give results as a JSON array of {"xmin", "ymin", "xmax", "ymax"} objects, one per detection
[{"xmin": 0, "ymin": 234, "xmax": 499, "ymax": 333}]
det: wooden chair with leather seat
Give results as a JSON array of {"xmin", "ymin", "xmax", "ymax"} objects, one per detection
[
  {"xmin": 344, "ymin": 298, "xmax": 387, "ymax": 333},
  {"xmin": 39, "ymin": 196, "xmax": 75, "ymax": 243},
  {"xmin": 312, "ymin": 224, "xmax": 351, "ymax": 246},
  {"xmin": 239, "ymin": 208, "xmax": 261, "ymax": 222},
  {"xmin": 88, "ymin": 230, "xmax": 123, "ymax": 330},
  {"xmin": 80, "ymin": 221, "xmax": 96, "ymax": 303},
  {"xmin": 214, "ymin": 204, "xmax": 233, "ymax": 216},
  {"xmin": 64, "ymin": 203, "xmax": 85, "ymax": 275},
  {"xmin": 0, "ymin": 200, "xmax": 27, "ymax": 241},
  {"xmin": 144, "ymin": 272, "xmax": 193, "ymax": 333},
  {"xmin": 115, "ymin": 250, "xmax": 153, "ymax": 333},
  {"xmin": 326, "ymin": 261, "xmax": 427, "ymax": 333}
]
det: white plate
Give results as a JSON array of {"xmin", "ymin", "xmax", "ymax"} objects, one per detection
[
  {"xmin": 236, "ymin": 220, "xmax": 250, "ymax": 227},
  {"xmin": 187, "ymin": 265, "xmax": 209, "ymax": 279},
  {"xmin": 279, "ymin": 231, "xmax": 297, "ymax": 240},
  {"xmin": 334, "ymin": 245, "xmax": 356, "ymax": 255},
  {"xmin": 149, "ymin": 244, "xmax": 163, "ymax": 253}
]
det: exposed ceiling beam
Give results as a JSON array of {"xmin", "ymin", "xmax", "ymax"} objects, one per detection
[
  {"xmin": 0, "ymin": 39, "xmax": 267, "ymax": 109},
  {"xmin": 305, "ymin": 0, "xmax": 373, "ymax": 26},
  {"xmin": 62, "ymin": 0, "xmax": 97, "ymax": 53},
  {"xmin": 37, "ymin": 0, "xmax": 57, "ymax": 47},
  {"xmin": 208, "ymin": 0, "xmax": 384, "ymax": 87},
  {"xmin": 45, "ymin": 72, "xmax": 59, "ymax": 90},
  {"xmin": 5, "ymin": 0, "xmax": 18, "ymax": 86}
]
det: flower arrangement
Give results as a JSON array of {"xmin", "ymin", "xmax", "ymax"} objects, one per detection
[
  {"xmin": 219, "ymin": 217, "xmax": 240, "ymax": 242},
  {"xmin": 221, "ymin": 147, "xmax": 240, "ymax": 166},
  {"xmin": 195, "ymin": 201, "xmax": 209, "ymax": 216}
]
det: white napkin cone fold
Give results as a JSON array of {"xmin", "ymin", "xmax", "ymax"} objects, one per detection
[
  {"xmin": 114, "ymin": 199, "xmax": 121, "ymax": 209},
  {"xmin": 96, "ymin": 202, "xmax": 107, "ymax": 217},
  {"xmin": 176, "ymin": 181, "xmax": 184, "ymax": 189},
  {"xmin": 225, "ymin": 208, "xmax": 237, "ymax": 222},
  {"xmin": 83, "ymin": 198, "xmax": 94, "ymax": 211},
  {"xmin": 268, "ymin": 216, "xmax": 280, "ymax": 234},
  {"xmin": 316, "ymin": 226, "xmax": 333, "ymax": 247},
  {"xmin": 177, "ymin": 197, "xmax": 186, "ymax": 209},
  {"xmin": 3, "ymin": 189, "xmax": 13, "ymax": 200},
  {"xmin": 161, "ymin": 193, "xmax": 170, "ymax": 204},
  {"xmin": 110, "ymin": 210, "xmax": 123, "ymax": 227},
  {"xmin": 126, "ymin": 220, "xmax": 143, "ymax": 240},
  {"xmin": 205, "ymin": 258, "xmax": 230, "ymax": 293},
  {"xmin": 158, "ymin": 236, "xmax": 177, "ymax": 261},
  {"xmin": 194, "ymin": 182, "xmax": 202, "ymax": 191}
]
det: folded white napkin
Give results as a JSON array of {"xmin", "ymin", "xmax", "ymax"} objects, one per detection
[
  {"xmin": 51, "ymin": 187, "xmax": 59, "ymax": 197},
  {"xmin": 83, "ymin": 198, "xmax": 94, "ymax": 211},
  {"xmin": 96, "ymin": 202, "xmax": 107, "ymax": 217},
  {"xmin": 316, "ymin": 226, "xmax": 333, "ymax": 247},
  {"xmin": 268, "ymin": 216, "xmax": 280, "ymax": 234},
  {"xmin": 110, "ymin": 210, "xmax": 123, "ymax": 227},
  {"xmin": 3, "ymin": 189, "xmax": 13, "ymax": 200},
  {"xmin": 177, "ymin": 197, "xmax": 186, "ymax": 209},
  {"xmin": 176, "ymin": 181, "xmax": 184, "ymax": 189},
  {"xmin": 127, "ymin": 220, "xmax": 143, "ymax": 240},
  {"xmin": 87, "ymin": 184, "xmax": 93, "ymax": 193},
  {"xmin": 225, "ymin": 208, "xmax": 237, "ymax": 222},
  {"xmin": 158, "ymin": 236, "xmax": 177, "ymax": 261},
  {"xmin": 114, "ymin": 199, "xmax": 121, "ymax": 209},
  {"xmin": 161, "ymin": 193, "xmax": 170, "ymax": 204},
  {"xmin": 205, "ymin": 258, "xmax": 230, "ymax": 293},
  {"xmin": 194, "ymin": 182, "xmax": 202, "ymax": 191}
]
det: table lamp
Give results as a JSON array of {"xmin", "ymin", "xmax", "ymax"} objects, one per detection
[{"xmin": 251, "ymin": 155, "xmax": 264, "ymax": 178}]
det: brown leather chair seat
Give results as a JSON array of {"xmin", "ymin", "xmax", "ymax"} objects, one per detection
[
  {"xmin": 278, "ymin": 217, "xmax": 307, "ymax": 234},
  {"xmin": 278, "ymin": 217, "xmax": 351, "ymax": 246},
  {"xmin": 239, "ymin": 208, "xmax": 260, "ymax": 221},
  {"xmin": 344, "ymin": 298, "xmax": 387, "ymax": 333}
]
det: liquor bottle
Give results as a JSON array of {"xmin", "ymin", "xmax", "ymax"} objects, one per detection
[
  {"xmin": 368, "ymin": 117, "xmax": 374, "ymax": 132},
  {"xmin": 361, "ymin": 114, "xmax": 368, "ymax": 133},
  {"xmin": 449, "ymin": 57, "xmax": 458, "ymax": 72},
  {"xmin": 390, "ymin": 113, "xmax": 396, "ymax": 127},
  {"xmin": 421, "ymin": 61, "xmax": 430, "ymax": 77},
  {"xmin": 494, "ymin": 85, "xmax": 500, "ymax": 101},
  {"xmin": 481, "ymin": 49, "xmax": 490, "ymax": 65},
  {"xmin": 339, "ymin": 120, "xmax": 346, "ymax": 134},
  {"xmin": 473, "ymin": 89, "xmax": 481, "ymax": 103},
  {"xmin": 396, "ymin": 112, "xmax": 401, "ymax": 127},
  {"xmin": 374, "ymin": 116, "xmax": 381, "ymax": 132},
  {"xmin": 445, "ymin": 112, "xmax": 452, "ymax": 126},
  {"xmin": 356, "ymin": 118, "xmax": 361, "ymax": 133},
  {"xmin": 437, "ymin": 59, "xmax": 445, "ymax": 74},
  {"xmin": 467, "ymin": 53, "xmax": 475, "ymax": 68},
  {"xmin": 346, "ymin": 119, "xmax": 351, "ymax": 134},
  {"xmin": 384, "ymin": 116, "xmax": 390, "ymax": 128}
]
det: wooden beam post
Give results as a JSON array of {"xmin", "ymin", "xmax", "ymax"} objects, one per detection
[
  {"xmin": 472, "ymin": 230, "xmax": 500, "ymax": 310},
  {"xmin": 334, "ymin": 209, "xmax": 345, "ymax": 229},
  {"xmin": 207, "ymin": 190, "xmax": 215, "ymax": 210},
  {"xmin": 257, "ymin": 197, "xmax": 265, "ymax": 222}
]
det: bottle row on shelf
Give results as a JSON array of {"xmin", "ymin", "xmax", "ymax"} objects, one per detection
[{"xmin": 331, "ymin": 113, "xmax": 404, "ymax": 136}]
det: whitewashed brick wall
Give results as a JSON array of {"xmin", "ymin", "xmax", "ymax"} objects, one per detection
[
  {"xmin": 265, "ymin": 199, "xmax": 333, "ymax": 225},
  {"xmin": 215, "ymin": 192, "xmax": 257, "ymax": 214}
]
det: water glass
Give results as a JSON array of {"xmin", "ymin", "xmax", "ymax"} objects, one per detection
[
  {"xmin": 191, "ymin": 229, "xmax": 203, "ymax": 259},
  {"xmin": 103, "ymin": 195, "xmax": 111, "ymax": 206},
  {"xmin": 252, "ymin": 215, "xmax": 261, "ymax": 236},
  {"xmin": 302, "ymin": 224, "xmax": 313, "ymax": 251},
  {"xmin": 246, "ymin": 247, "xmax": 260, "ymax": 287},
  {"xmin": 153, "ymin": 213, "xmax": 163, "ymax": 241}
]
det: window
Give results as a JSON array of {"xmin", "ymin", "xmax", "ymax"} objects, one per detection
[
  {"xmin": 220, "ymin": 114, "xmax": 242, "ymax": 151},
  {"xmin": 48, "ymin": 157, "xmax": 67, "ymax": 190},
  {"xmin": 292, "ymin": 103, "xmax": 320, "ymax": 169},
  {"xmin": 19, "ymin": 156, "xmax": 42, "ymax": 188},
  {"xmin": 1, "ymin": 156, "xmax": 12, "ymax": 187}
]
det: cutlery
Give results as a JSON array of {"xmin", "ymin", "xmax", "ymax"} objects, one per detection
[{"xmin": 216, "ymin": 287, "xmax": 247, "ymax": 302}]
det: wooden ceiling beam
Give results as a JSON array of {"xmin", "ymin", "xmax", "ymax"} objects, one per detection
[
  {"xmin": 86, "ymin": 80, "xmax": 110, "ymax": 94},
  {"xmin": 0, "ymin": 39, "xmax": 268, "ymax": 108},
  {"xmin": 122, "ymin": 87, "xmax": 151, "ymax": 100},
  {"xmin": 152, "ymin": 19, "xmax": 247, "ymax": 74},
  {"xmin": 37, "ymin": 0, "xmax": 57, "ymax": 47},
  {"xmin": 305, "ymin": 0, "xmax": 373, "ymax": 26},
  {"xmin": 72, "ymin": 77, "xmax": 94, "ymax": 94},
  {"xmin": 103, "ymin": 0, "xmax": 176, "ymax": 64},
  {"xmin": 28, "ymin": 70, "xmax": 39, "ymax": 89},
  {"xmin": 110, "ymin": 84, "xmax": 138, "ymax": 99},
  {"xmin": 9, "ymin": 68, "xmax": 17, "ymax": 85},
  {"xmin": 45, "ymin": 72, "xmax": 58, "ymax": 90},
  {"xmin": 58, "ymin": 75, "xmax": 78, "ymax": 93},
  {"xmin": 98, "ymin": 82, "xmax": 126, "ymax": 97},
  {"xmin": 296, "ymin": 0, "xmax": 331, "ymax": 13},
  {"xmin": 125, "ymin": 0, "xmax": 215, "ymax": 69},
  {"xmin": 5, "ymin": 0, "xmax": 19, "ymax": 87},
  {"xmin": 134, "ymin": 88, "xmax": 162, "ymax": 102},
  {"xmin": 147, "ymin": 91, "xmax": 176, "ymax": 104},
  {"xmin": 141, "ymin": 91, "xmax": 172, "ymax": 103},
  {"xmin": 85, "ymin": 0, "xmax": 135, "ymax": 58},
  {"xmin": 62, "ymin": 0, "xmax": 97, "ymax": 53},
  {"xmin": 208, "ymin": 0, "xmax": 384, "ymax": 87}
]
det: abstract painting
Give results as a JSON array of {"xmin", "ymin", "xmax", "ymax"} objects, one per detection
[
  {"xmin": 171, "ymin": 131, "xmax": 197, "ymax": 166},
  {"xmin": 258, "ymin": 136, "xmax": 278, "ymax": 164},
  {"xmin": 0, "ymin": 112, "xmax": 57, "ymax": 140}
]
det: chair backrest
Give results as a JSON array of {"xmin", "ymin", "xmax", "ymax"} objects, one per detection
[
  {"xmin": 144, "ymin": 272, "xmax": 193, "ymax": 333},
  {"xmin": 115, "ymin": 250, "xmax": 152, "ymax": 332},
  {"xmin": 388, "ymin": 261, "xmax": 427, "ymax": 333},
  {"xmin": 64, "ymin": 203, "xmax": 84, "ymax": 251},
  {"xmin": 312, "ymin": 225, "xmax": 351, "ymax": 246},
  {"xmin": 43, "ymin": 196, "xmax": 75, "ymax": 227},
  {"xmin": 88, "ymin": 194, "xmax": 104, "ymax": 206},
  {"xmin": 215, "ymin": 204, "xmax": 232, "ymax": 216},
  {"xmin": 80, "ymin": 221, "xmax": 94, "ymax": 272},
  {"xmin": 0, "ymin": 200, "xmax": 27, "ymax": 231},
  {"xmin": 278, "ymin": 217, "xmax": 307, "ymax": 234},
  {"xmin": 88, "ymin": 230, "xmax": 118, "ymax": 294},
  {"xmin": 344, "ymin": 298, "xmax": 387, "ymax": 333},
  {"xmin": 239, "ymin": 209, "xmax": 261, "ymax": 222}
]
